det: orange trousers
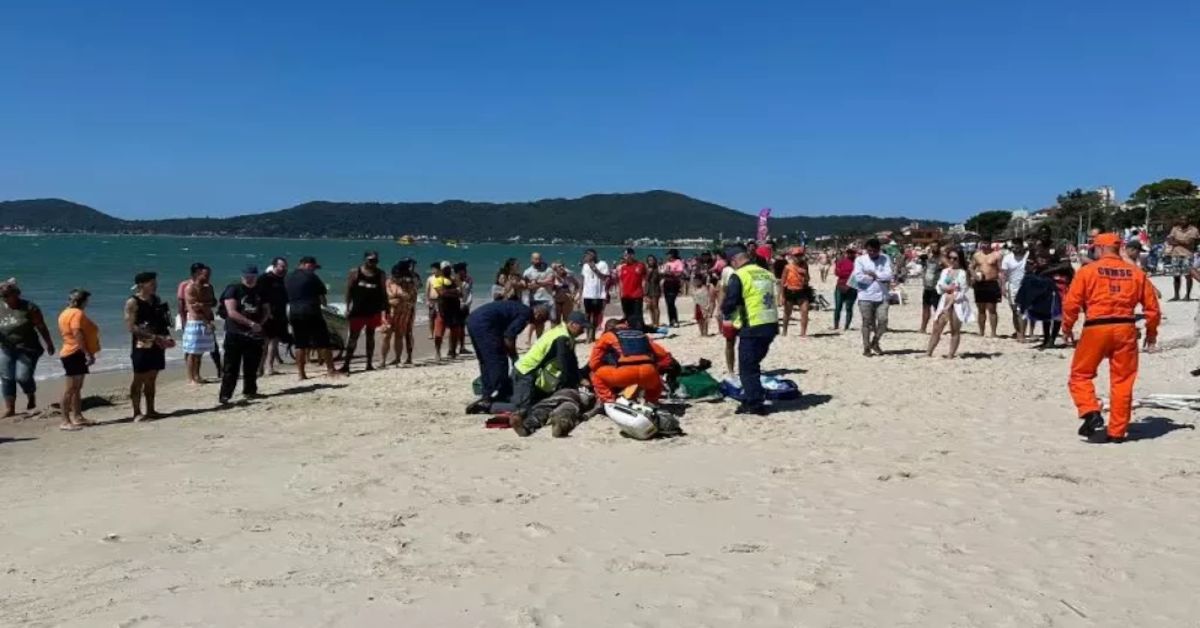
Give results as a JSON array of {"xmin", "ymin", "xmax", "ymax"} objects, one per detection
[
  {"xmin": 592, "ymin": 364, "xmax": 663, "ymax": 404},
  {"xmin": 1068, "ymin": 324, "xmax": 1139, "ymax": 438}
]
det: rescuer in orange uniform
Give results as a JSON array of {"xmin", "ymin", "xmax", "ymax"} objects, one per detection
[
  {"xmin": 1062, "ymin": 233, "xmax": 1161, "ymax": 443},
  {"xmin": 588, "ymin": 320, "xmax": 675, "ymax": 404}
]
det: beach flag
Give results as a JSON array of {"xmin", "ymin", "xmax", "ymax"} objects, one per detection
[{"xmin": 757, "ymin": 208, "xmax": 772, "ymax": 243}]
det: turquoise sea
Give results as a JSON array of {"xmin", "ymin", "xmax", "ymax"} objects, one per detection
[{"xmin": 0, "ymin": 234, "xmax": 687, "ymax": 379}]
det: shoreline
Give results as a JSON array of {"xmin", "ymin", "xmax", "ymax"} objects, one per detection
[
  {"xmin": 12, "ymin": 297, "xmax": 635, "ymax": 422},
  {"xmin": 0, "ymin": 232, "xmax": 713, "ymax": 248},
  {"xmin": 3, "ymin": 275, "xmax": 1199, "ymax": 626}
]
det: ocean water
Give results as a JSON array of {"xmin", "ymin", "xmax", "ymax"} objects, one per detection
[{"xmin": 0, "ymin": 234, "xmax": 686, "ymax": 379}]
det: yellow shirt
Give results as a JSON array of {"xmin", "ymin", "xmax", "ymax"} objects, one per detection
[
  {"xmin": 431, "ymin": 276, "xmax": 454, "ymax": 295},
  {"xmin": 58, "ymin": 307, "xmax": 100, "ymax": 357}
]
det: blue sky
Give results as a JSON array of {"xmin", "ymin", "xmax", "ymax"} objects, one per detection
[{"xmin": 2, "ymin": 1, "xmax": 1196, "ymax": 221}]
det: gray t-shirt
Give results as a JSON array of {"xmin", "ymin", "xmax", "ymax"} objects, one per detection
[
  {"xmin": 523, "ymin": 265, "xmax": 555, "ymax": 303},
  {"xmin": 922, "ymin": 260, "xmax": 940, "ymax": 289}
]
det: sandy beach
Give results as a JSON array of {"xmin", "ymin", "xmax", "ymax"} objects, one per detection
[{"xmin": 3, "ymin": 275, "xmax": 1199, "ymax": 627}]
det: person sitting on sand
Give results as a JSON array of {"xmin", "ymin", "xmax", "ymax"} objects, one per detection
[
  {"xmin": 588, "ymin": 318, "xmax": 675, "ymax": 407},
  {"xmin": 125, "ymin": 272, "xmax": 174, "ymax": 421},
  {"xmin": 0, "ymin": 279, "xmax": 56, "ymax": 418},
  {"xmin": 493, "ymin": 311, "xmax": 590, "ymax": 425}
]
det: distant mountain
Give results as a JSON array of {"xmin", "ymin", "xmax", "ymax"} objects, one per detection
[
  {"xmin": 0, "ymin": 198, "xmax": 128, "ymax": 232},
  {"xmin": 0, "ymin": 191, "xmax": 946, "ymax": 242}
]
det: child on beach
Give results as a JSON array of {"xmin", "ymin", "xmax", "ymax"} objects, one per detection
[{"xmin": 691, "ymin": 273, "xmax": 716, "ymax": 336}]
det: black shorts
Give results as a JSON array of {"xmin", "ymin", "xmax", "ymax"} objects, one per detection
[
  {"xmin": 61, "ymin": 351, "xmax": 89, "ymax": 377},
  {"xmin": 289, "ymin": 311, "xmax": 332, "ymax": 349},
  {"xmin": 922, "ymin": 288, "xmax": 940, "ymax": 308},
  {"xmin": 784, "ymin": 287, "xmax": 813, "ymax": 305},
  {"xmin": 131, "ymin": 347, "xmax": 166, "ymax": 374},
  {"xmin": 262, "ymin": 316, "xmax": 289, "ymax": 341},
  {"xmin": 584, "ymin": 298, "xmax": 606, "ymax": 315},
  {"xmin": 974, "ymin": 279, "xmax": 1002, "ymax": 304}
]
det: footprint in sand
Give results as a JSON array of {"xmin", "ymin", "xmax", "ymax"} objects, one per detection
[
  {"xmin": 523, "ymin": 522, "xmax": 554, "ymax": 538},
  {"xmin": 722, "ymin": 543, "xmax": 766, "ymax": 554},
  {"xmin": 513, "ymin": 606, "xmax": 563, "ymax": 628}
]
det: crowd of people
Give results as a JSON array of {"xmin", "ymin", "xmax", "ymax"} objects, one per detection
[{"xmin": 0, "ymin": 219, "xmax": 1187, "ymax": 441}]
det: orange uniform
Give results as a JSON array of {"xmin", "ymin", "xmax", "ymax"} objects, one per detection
[
  {"xmin": 588, "ymin": 327, "xmax": 673, "ymax": 404},
  {"xmin": 1062, "ymin": 248, "xmax": 1160, "ymax": 439}
]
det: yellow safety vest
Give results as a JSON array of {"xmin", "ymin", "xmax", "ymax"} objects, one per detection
[
  {"xmin": 515, "ymin": 323, "xmax": 573, "ymax": 392},
  {"xmin": 733, "ymin": 265, "xmax": 779, "ymax": 329}
]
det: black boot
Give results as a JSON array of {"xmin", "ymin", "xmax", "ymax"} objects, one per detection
[
  {"xmin": 465, "ymin": 398, "xmax": 492, "ymax": 415},
  {"xmin": 1077, "ymin": 411, "xmax": 1104, "ymax": 437}
]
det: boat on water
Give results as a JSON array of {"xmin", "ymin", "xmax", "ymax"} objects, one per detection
[{"xmin": 396, "ymin": 235, "xmax": 415, "ymax": 246}]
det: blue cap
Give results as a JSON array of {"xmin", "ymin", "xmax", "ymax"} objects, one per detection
[
  {"xmin": 723, "ymin": 244, "xmax": 747, "ymax": 259},
  {"xmin": 566, "ymin": 311, "xmax": 593, "ymax": 328}
]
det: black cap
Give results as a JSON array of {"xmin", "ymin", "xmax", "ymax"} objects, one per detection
[
  {"xmin": 190, "ymin": 262, "xmax": 209, "ymax": 276},
  {"xmin": 134, "ymin": 271, "xmax": 157, "ymax": 285},
  {"xmin": 299, "ymin": 256, "xmax": 320, "ymax": 269},
  {"xmin": 364, "ymin": 250, "xmax": 380, "ymax": 261},
  {"xmin": 242, "ymin": 264, "xmax": 260, "ymax": 276}
]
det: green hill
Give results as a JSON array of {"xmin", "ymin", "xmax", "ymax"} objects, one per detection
[
  {"xmin": 0, "ymin": 198, "xmax": 129, "ymax": 232},
  {"xmin": 0, "ymin": 191, "xmax": 944, "ymax": 241}
]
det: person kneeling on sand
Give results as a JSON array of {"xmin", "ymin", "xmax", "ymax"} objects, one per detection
[
  {"xmin": 588, "ymin": 318, "xmax": 675, "ymax": 407},
  {"xmin": 464, "ymin": 301, "xmax": 550, "ymax": 415},
  {"xmin": 491, "ymin": 311, "xmax": 590, "ymax": 426}
]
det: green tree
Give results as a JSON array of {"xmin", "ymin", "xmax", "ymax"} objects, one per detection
[
  {"xmin": 1045, "ymin": 189, "xmax": 1109, "ymax": 242},
  {"xmin": 1130, "ymin": 178, "xmax": 1198, "ymax": 203},
  {"xmin": 964, "ymin": 210, "xmax": 1012, "ymax": 240},
  {"xmin": 1127, "ymin": 178, "xmax": 1200, "ymax": 235}
]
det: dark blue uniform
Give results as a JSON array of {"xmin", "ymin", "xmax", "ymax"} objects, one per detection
[
  {"xmin": 720, "ymin": 272, "xmax": 778, "ymax": 409},
  {"xmin": 466, "ymin": 300, "xmax": 532, "ymax": 403}
]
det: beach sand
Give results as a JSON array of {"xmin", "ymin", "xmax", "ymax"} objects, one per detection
[{"xmin": 3, "ymin": 276, "xmax": 1199, "ymax": 627}]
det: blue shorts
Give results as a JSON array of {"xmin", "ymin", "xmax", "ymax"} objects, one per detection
[{"xmin": 182, "ymin": 321, "xmax": 215, "ymax": 354}]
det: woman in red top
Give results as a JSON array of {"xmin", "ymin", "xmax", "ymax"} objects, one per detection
[{"xmin": 833, "ymin": 249, "xmax": 857, "ymax": 331}]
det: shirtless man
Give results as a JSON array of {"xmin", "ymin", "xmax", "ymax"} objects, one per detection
[
  {"xmin": 971, "ymin": 243, "xmax": 1003, "ymax": 337},
  {"xmin": 182, "ymin": 263, "xmax": 219, "ymax": 385}
]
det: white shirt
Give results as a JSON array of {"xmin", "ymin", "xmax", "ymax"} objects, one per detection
[
  {"xmin": 719, "ymin": 266, "xmax": 736, "ymax": 289},
  {"xmin": 523, "ymin": 265, "xmax": 555, "ymax": 303},
  {"xmin": 851, "ymin": 253, "xmax": 894, "ymax": 303},
  {"xmin": 460, "ymin": 279, "xmax": 474, "ymax": 308},
  {"xmin": 581, "ymin": 261, "xmax": 610, "ymax": 300},
  {"xmin": 1000, "ymin": 251, "xmax": 1028, "ymax": 296}
]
